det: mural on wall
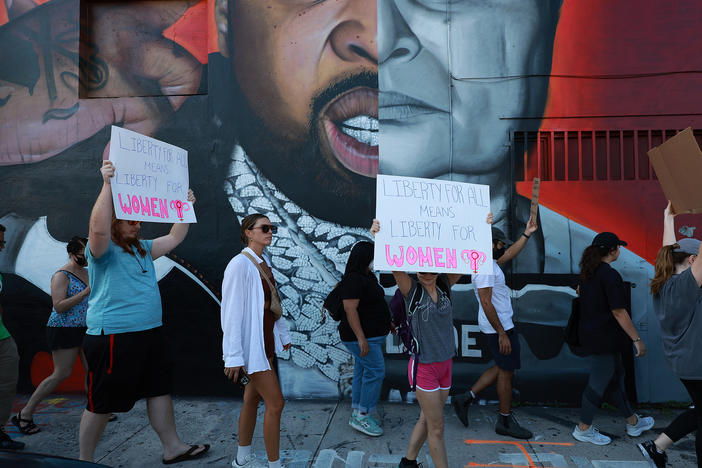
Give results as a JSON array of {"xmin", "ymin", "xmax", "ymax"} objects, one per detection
[{"xmin": 1, "ymin": 0, "xmax": 702, "ymax": 402}]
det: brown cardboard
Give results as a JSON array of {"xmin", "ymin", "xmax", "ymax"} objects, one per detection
[
  {"xmin": 647, "ymin": 127, "xmax": 702, "ymax": 214},
  {"xmin": 530, "ymin": 178, "xmax": 540, "ymax": 221}
]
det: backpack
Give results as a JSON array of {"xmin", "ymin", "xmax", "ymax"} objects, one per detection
[
  {"xmin": 564, "ymin": 296, "xmax": 588, "ymax": 356},
  {"xmin": 321, "ymin": 282, "xmax": 344, "ymax": 322},
  {"xmin": 389, "ymin": 275, "xmax": 451, "ymax": 390}
]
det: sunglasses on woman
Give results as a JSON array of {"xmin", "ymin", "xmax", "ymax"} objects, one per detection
[
  {"xmin": 127, "ymin": 220, "xmax": 141, "ymax": 226},
  {"xmin": 251, "ymin": 225, "xmax": 278, "ymax": 234}
]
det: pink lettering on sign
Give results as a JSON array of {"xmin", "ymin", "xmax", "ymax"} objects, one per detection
[
  {"xmin": 433, "ymin": 248, "xmax": 445, "ymax": 267},
  {"xmin": 417, "ymin": 247, "xmax": 433, "ymax": 267},
  {"xmin": 140, "ymin": 197, "xmax": 151, "ymax": 216},
  {"xmin": 461, "ymin": 249, "xmax": 487, "ymax": 274},
  {"xmin": 406, "ymin": 246, "xmax": 418, "ymax": 265},
  {"xmin": 385, "ymin": 245, "xmax": 404, "ymax": 267},
  {"xmin": 160, "ymin": 199, "xmax": 169, "ymax": 218},
  {"xmin": 446, "ymin": 248, "xmax": 457, "ymax": 269},
  {"xmin": 115, "ymin": 193, "xmax": 172, "ymax": 219},
  {"xmin": 384, "ymin": 245, "xmax": 461, "ymax": 270},
  {"xmin": 117, "ymin": 194, "xmax": 132, "ymax": 214}
]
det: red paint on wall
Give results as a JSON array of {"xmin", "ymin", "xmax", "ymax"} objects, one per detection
[
  {"xmin": 532, "ymin": 0, "xmax": 702, "ymax": 262},
  {"xmin": 163, "ymin": 0, "xmax": 209, "ymax": 64}
]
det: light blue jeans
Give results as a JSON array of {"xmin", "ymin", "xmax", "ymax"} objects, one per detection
[{"xmin": 342, "ymin": 335, "xmax": 387, "ymax": 414}]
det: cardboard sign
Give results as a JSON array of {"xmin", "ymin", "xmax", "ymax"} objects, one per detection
[
  {"xmin": 530, "ymin": 177, "xmax": 540, "ymax": 221},
  {"xmin": 648, "ymin": 127, "xmax": 702, "ymax": 214},
  {"xmin": 109, "ymin": 126, "xmax": 196, "ymax": 223},
  {"xmin": 374, "ymin": 175, "xmax": 493, "ymax": 275}
]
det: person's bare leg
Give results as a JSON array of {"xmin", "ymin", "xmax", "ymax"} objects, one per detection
[
  {"xmin": 414, "ymin": 389, "xmax": 450, "ymax": 468},
  {"xmin": 497, "ymin": 369, "xmax": 514, "ymax": 415},
  {"xmin": 147, "ymin": 394, "xmax": 206, "ymax": 461},
  {"xmin": 654, "ymin": 433, "xmax": 674, "ymax": 452},
  {"xmin": 471, "ymin": 365, "xmax": 499, "ymax": 396},
  {"xmin": 405, "ymin": 409, "xmax": 428, "ymax": 461},
  {"xmin": 248, "ymin": 360, "xmax": 284, "ymax": 462},
  {"xmin": 238, "ymin": 380, "xmax": 261, "ymax": 447},
  {"xmin": 21, "ymin": 347, "xmax": 78, "ymax": 418},
  {"xmin": 78, "ymin": 409, "xmax": 110, "ymax": 461}
]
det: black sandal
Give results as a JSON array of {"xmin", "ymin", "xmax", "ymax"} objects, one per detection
[{"xmin": 11, "ymin": 413, "xmax": 41, "ymax": 435}]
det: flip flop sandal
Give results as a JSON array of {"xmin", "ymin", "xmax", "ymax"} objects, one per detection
[
  {"xmin": 162, "ymin": 444, "xmax": 210, "ymax": 465},
  {"xmin": 11, "ymin": 414, "xmax": 41, "ymax": 435}
]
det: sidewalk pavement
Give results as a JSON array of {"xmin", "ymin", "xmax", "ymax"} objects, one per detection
[{"xmin": 4, "ymin": 394, "xmax": 697, "ymax": 467}]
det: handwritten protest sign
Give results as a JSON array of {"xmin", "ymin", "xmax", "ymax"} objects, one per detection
[
  {"xmin": 374, "ymin": 175, "xmax": 492, "ymax": 275},
  {"xmin": 109, "ymin": 126, "xmax": 196, "ymax": 223}
]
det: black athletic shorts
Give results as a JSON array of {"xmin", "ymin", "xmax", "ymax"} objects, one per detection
[
  {"xmin": 83, "ymin": 327, "xmax": 173, "ymax": 414},
  {"xmin": 487, "ymin": 328, "xmax": 521, "ymax": 371},
  {"xmin": 46, "ymin": 326, "xmax": 86, "ymax": 351}
]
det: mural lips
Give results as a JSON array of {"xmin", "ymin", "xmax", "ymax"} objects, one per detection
[{"xmin": 322, "ymin": 87, "xmax": 379, "ymax": 178}]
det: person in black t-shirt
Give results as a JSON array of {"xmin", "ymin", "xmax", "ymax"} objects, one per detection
[
  {"xmin": 572, "ymin": 232, "xmax": 653, "ymax": 446},
  {"xmin": 338, "ymin": 241, "xmax": 391, "ymax": 437}
]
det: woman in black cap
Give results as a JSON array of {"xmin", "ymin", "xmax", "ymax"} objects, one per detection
[
  {"xmin": 637, "ymin": 202, "xmax": 702, "ymax": 468},
  {"xmin": 572, "ymin": 231, "xmax": 653, "ymax": 446}
]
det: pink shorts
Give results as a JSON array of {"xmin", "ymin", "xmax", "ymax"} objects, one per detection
[{"xmin": 408, "ymin": 357, "xmax": 452, "ymax": 392}]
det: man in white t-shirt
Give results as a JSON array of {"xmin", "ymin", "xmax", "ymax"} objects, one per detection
[{"xmin": 453, "ymin": 218, "xmax": 538, "ymax": 440}]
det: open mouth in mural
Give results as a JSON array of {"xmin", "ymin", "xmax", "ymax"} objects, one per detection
[{"xmin": 321, "ymin": 87, "xmax": 379, "ymax": 178}]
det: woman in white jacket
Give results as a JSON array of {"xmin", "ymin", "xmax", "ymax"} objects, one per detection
[{"xmin": 221, "ymin": 213, "xmax": 291, "ymax": 468}]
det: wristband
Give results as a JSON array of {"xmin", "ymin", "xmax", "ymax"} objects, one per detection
[
  {"xmin": 521, "ymin": 232, "xmax": 530, "ymax": 239},
  {"xmin": 633, "ymin": 337, "xmax": 641, "ymax": 343}
]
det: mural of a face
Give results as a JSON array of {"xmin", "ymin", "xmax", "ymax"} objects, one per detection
[
  {"xmin": 215, "ymin": 0, "xmax": 379, "ymax": 225},
  {"xmin": 378, "ymin": 0, "xmax": 559, "ymax": 184}
]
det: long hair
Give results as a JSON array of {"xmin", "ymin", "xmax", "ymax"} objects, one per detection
[
  {"xmin": 240, "ymin": 213, "xmax": 268, "ymax": 244},
  {"xmin": 111, "ymin": 216, "xmax": 146, "ymax": 257},
  {"xmin": 579, "ymin": 245, "xmax": 614, "ymax": 280},
  {"xmin": 650, "ymin": 244, "xmax": 692, "ymax": 296},
  {"xmin": 66, "ymin": 236, "xmax": 87, "ymax": 255},
  {"xmin": 343, "ymin": 241, "xmax": 374, "ymax": 279}
]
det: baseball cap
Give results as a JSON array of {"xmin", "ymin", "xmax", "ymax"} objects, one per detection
[
  {"xmin": 591, "ymin": 232, "xmax": 627, "ymax": 249},
  {"xmin": 673, "ymin": 238, "xmax": 701, "ymax": 255}
]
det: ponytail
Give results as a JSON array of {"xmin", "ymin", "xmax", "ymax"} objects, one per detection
[
  {"xmin": 650, "ymin": 244, "xmax": 691, "ymax": 295},
  {"xmin": 579, "ymin": 245, "xmax": 611, "ymax": 280}
]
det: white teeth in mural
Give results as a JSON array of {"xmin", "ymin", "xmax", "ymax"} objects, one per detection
[{"xmin": 340, "ymin": 115, "xmax": 379, "ymax": 147}]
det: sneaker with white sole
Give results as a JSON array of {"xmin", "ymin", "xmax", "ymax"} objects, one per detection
[
  {"xmin": 572, "ymin": 425, "xmax": 612, "ymax": 445},
  {"xmin": 231, "ymin": 453, "xmax": 257, "ymax": 467},
  {"xmin": 349, "ymin": 413, "xmax": 383, "ymax": 436},
  {"xmin": 638, "ymin": 440, "xmax": 667, "ymax": 468},
  {"xmin": 627, "ymin": 414, "xmax": 655, "ymax": 437}
]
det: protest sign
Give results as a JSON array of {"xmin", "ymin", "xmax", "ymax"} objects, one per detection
[
  {"xmin": 648, "ymin": 127, "xmax": 702, "ymax": 214},
  {"xmin": 109, "ymin": 126, "xmax": 196, "ymax": 223},
  {"xmin": 374, "ymin": 175, "xmax": 492, "ymax": 275},
  {"xmin": 530, "ymin": 178, "xmax": 540, "ymax": 221}
]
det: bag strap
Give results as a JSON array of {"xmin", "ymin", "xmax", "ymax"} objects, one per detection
[
  {"xmin": 408, "ymin": 284, "xmax": 424, "ymax": 316},
  {"xmin": 241, "ymin": 251, "xmax": 277, "ymax": 292}
]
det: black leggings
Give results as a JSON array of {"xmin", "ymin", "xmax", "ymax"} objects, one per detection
[
  {"xmin": 579, "ymin": 353, "xmax": 634, "ymax": 425},
  {"xmin": 663, "ymin": 379, "xmax": 702, "ymax": 467}
]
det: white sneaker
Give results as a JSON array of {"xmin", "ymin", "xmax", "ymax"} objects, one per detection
[
  {"xmin": 232, "ymin": 453, "xmax": 257, "ymax": 467},
  {"xmin": 572, "ymin": 425, "xmax": 611, "ymax": 445},
  {"xmin": 627, "ymin": 414, "xmax": 655, "ymax": 437}
]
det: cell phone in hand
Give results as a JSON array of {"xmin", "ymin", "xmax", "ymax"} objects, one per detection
[{"xmin": 236, "ymin": 371, "xmax": 250, "ymax": 388}]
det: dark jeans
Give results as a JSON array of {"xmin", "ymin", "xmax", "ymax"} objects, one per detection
[
  {"xmin": 664, "ymin": 379, "xmax": 702, "ymax": 467},
  {"xmin": 579, "ymin": 353, "xmax": 634, "ymax": 425}
]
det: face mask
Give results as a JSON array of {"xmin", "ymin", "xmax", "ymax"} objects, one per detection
[
  {"xmin": 75, "ymin": 255, "xmax": 88, "ymax": 267},
  {"xmin": 493, "ymin": 246, "xmax": 506, "ymax": 260}
]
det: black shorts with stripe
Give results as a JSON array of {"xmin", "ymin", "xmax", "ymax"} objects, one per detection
[{"xmin": 82, "ymin": 327, "xmax": 173, "ymax": 414}]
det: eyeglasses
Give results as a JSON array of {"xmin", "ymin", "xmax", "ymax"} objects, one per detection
[
  {"xmin": 418, "ymin": 272, "xmax": 438, "ymax": 276},
  {"xmin": 127, "ymin": 220, "xmax": 141, "ymax": 226},
  {"xmin": 250, "ymin": 225, "xmax": 278, "ymax": 234}
]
